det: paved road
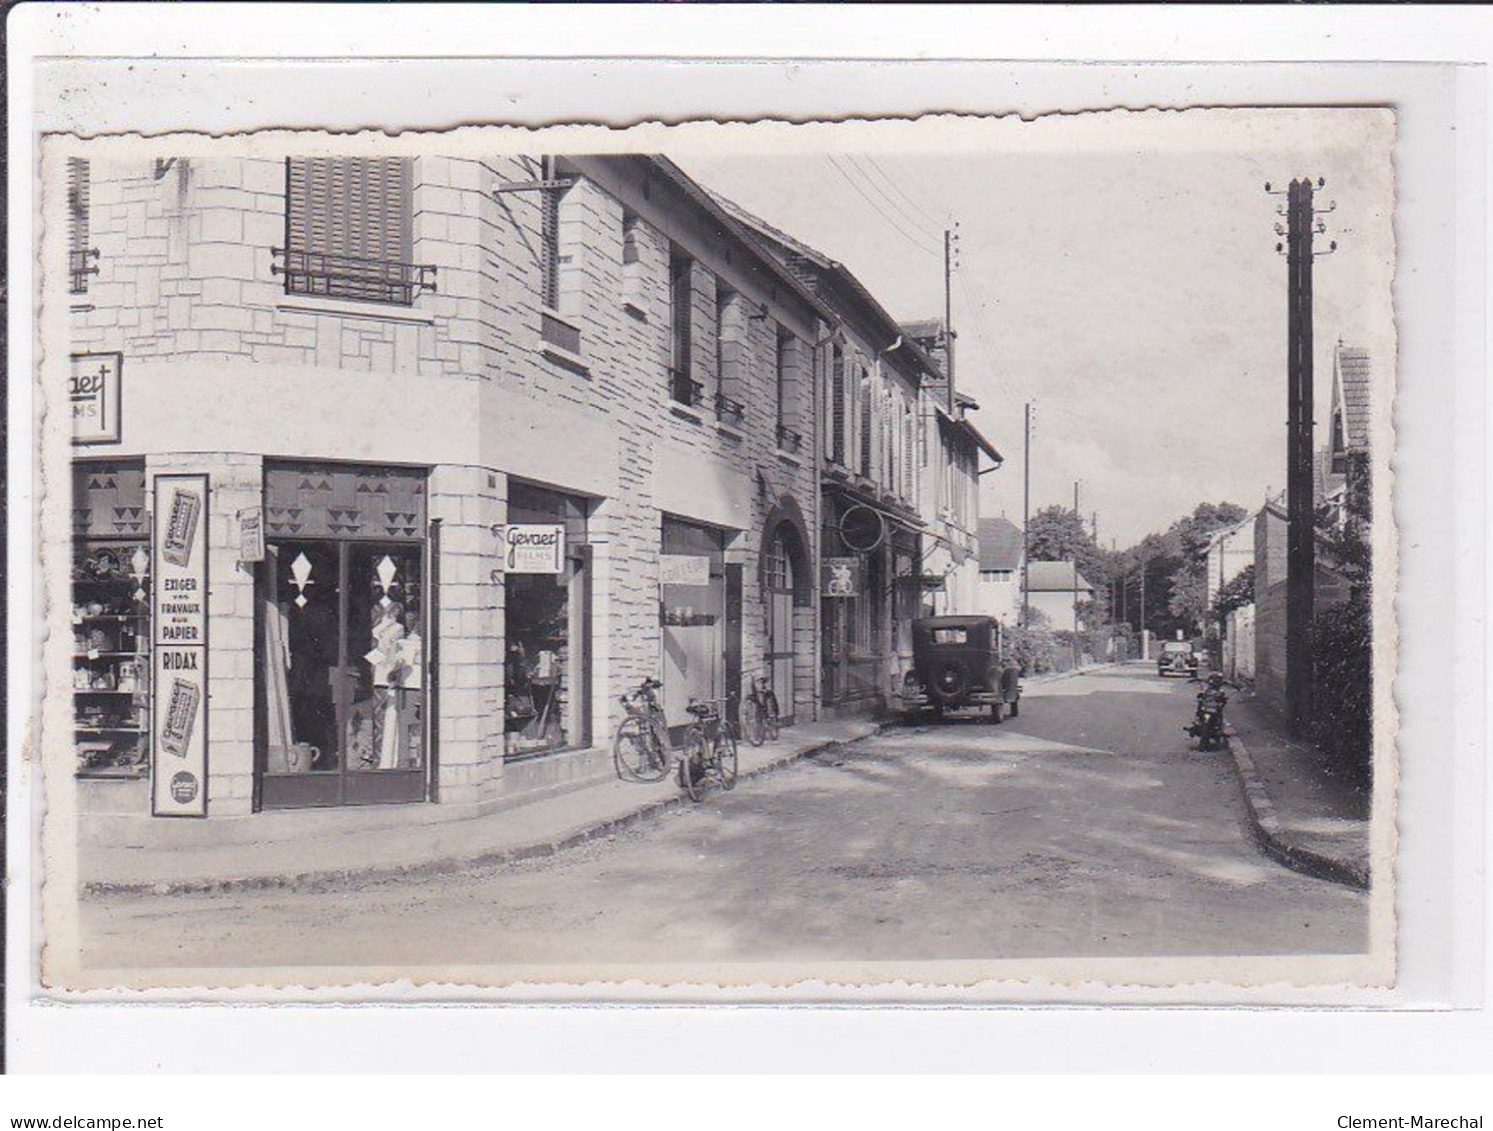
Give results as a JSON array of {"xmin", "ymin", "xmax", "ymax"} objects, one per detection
[{"xmin": 82, "ymin": 665, "xmax": 1368, "ymax": 970}]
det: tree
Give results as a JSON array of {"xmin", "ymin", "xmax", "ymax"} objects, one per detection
[
  {"xmin": 1212, "ymin": 563, "xmax": 1256, "ymax": 620},
  {"xmin": 1026, "ymin": 505, "xmax": 1089, "ymax": 564},
  {"xmin": 1115, "ymin": 501, "xmax": 1250, "ymax": 641},
  {"xmin": 1027, "ymin": 505, "xmax": 1113, "ymax": 622}
]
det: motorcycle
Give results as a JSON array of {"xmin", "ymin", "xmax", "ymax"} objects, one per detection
[{"xmin": 1184, "ymin": 674, "xmax": 1238, "ymax": 752}]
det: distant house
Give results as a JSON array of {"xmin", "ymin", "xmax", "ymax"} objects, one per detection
[
  {"xmin": 1203, "ymin": 514, "xmax": 1255, "ymax": 611},
  {"xmin": 976, "ymin": 516, "xmax": 1024, "ymax": 625},
  {"xmin": 1250, "ymin": 345, "xmax": 1372, "ymax": 711},
  {"xmin": 1025, "ymin": 560, "xmax": 1093, "ymax": 630},
  {"xmin": 1319, "ymin": 343, "xmax": 1373, "ymax": 526}
]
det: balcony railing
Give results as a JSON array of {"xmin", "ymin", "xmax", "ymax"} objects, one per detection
[
  {"xmin": 272, "ymin": 247, "xmax": 437, "ymax": 306},
  {"xmin": 716, "ymin": 392, "xmax": 746, "ymax": 426},
  {"xmin": 69, "ymin": 248, "xmax": 99, "ymax": 295},
  {"xmin": 669, "ymin": 367, "xmax": 705, "ymax": 408},
  {"xmin": 777, "ymin": 424, "xmax": 804, "ymax": 453}
]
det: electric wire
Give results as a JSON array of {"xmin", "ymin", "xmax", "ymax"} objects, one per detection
[
  {"xmin": 845, "ymin": 154, "xmax": 944, "ymax": 245},
  {"xmin": 824, "ymin": 155, "xmax": 941, "ymax": 258}
]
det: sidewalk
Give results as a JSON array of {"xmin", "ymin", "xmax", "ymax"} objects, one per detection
[
  {"xmin": 1224, "ymin": 694, "xmax": 1371, "ymax": 890},
  {"xmin": 83, "ymin": 717, "xmax": 884, "ymax": 895}
]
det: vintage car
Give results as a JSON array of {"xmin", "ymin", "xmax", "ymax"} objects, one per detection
[
  {"xmin": 899, "ymin": 615, "xmax": 1023, "ymax": 722},
  {"xmin": 1157, "ymin": 640, "xmax": 1201, "ymax": 678}
]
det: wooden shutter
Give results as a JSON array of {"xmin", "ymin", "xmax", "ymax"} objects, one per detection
[
  {"xmin": 858, "ymin": 369, "xmax": 873, "ymax": 478},
  {"xmin": 287, "ymin": 157, "xmax": 412, "ymax": 265},
  {"xmin": 67, "ymin": 158, "xmax": 92, "ymax": 294},
  {"xmin": 830, "ymin": 348, "xmax": 846, "ymax": 465}
]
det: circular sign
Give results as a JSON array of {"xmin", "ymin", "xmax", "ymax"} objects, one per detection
[
  {"xmin": 170, "ymin": 771, "xmax": 199, "ymax": 805},
  {"xmin": 839, "ymin": 505, "xmax": 885, "ymax": 553}
]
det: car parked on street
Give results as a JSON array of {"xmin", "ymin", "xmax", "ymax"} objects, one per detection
[
  {"xmin": 899, "ymin": 615, "xmax": 1023, "ymax": 722},
  {"xmin": 1157, "ymin": 640, "xmax": 1201, "ymax": 678}
]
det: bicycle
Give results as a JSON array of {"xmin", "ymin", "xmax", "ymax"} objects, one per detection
[
  {"xmin": 738, "ymin": 672, "xmax": 781, "ymax": 748},
  {"xmin": 678, "ymin": 696, "xmax": 738, "ymax": 802},
  {"xmin": 613, "ymin": 676, "xmax": 671, "ymax": 782}
]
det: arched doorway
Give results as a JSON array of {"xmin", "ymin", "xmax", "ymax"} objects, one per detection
[{"xmin": 764, "ymin": 526, "xmax": 797, "ymax": 725}]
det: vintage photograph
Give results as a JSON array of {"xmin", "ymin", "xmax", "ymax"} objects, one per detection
[{"xmin": 36, "ymin": 110, "xmax": 1396, "ymax": 992}]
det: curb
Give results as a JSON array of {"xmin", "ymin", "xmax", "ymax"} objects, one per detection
[
  {"xmin": 1224, "ymin": 732, "xmax": 1370, "ymax": 891},
  {"xmin": 85, "ymin": 722, "xmax": 895, "ymax": 898}
]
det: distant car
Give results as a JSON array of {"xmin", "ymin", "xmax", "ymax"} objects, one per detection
[
  {"xmin": 1157, "ymin": 641, "xmax": 1201, "ymax": 678},
  {"xmin": 899, "ymin": 615, "xmax": 1022, "ymax": 723}
]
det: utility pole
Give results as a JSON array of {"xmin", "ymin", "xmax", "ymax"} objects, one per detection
[
  {"xmin": 1021, "ymin": 402, "xmax": 1031, "ymax": 627},
  {"xmin": 1269, "ymin": 175, "xmax": 1337, "ymax": 736},
  {"xmin": 1138, "ymin": 554, "xmax": 1147, "ymax": 660},
  {"xmin": 943, "ymin": 224, "xmax": 958, "ymax": 413},
  {"xmin": 1071, "ymin": 479, "xmax": 1081, "ymax": 670}
]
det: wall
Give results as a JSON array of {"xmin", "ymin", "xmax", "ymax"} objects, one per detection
[
  {"xmin": 976, "ymin": 569, "xmax": 1021, "ymax": 625},
  {"xmin": 1224, "ymin": 602, "xmax": 1256, "ymax": 684},
  {"xmin": 1028, "ymin": 589, "xmax": 1087, "ymax": 630}
]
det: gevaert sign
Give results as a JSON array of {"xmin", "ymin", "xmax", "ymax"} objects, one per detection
[
  {"xmin": 152, "ymin": 474, "xmax": 209, "ymax": 817},
  {"xmin": 69, "ymin": 352, "xmax": 122, "ymax": 445},
  {"xmin": 501, "ymin": 523, "xmax": 566, "ymax": 574}
]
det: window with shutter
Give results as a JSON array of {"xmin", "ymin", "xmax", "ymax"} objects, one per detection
[
  {"xmin": 858, "ymin": 370, "xmax": 873, "ymax": 478},
  {"xmin": 830, "ymin": 347, "xmax": 847, "ymax": 465},
  {"xmin": 774, "ymin": 326, "xmax": 804, "ymax": 453},
  {"xmin": 278, "ymin": 157, "xmax": 432, "ymax": 306},
  {"xmin": 67, "ymin": 159, "xmax": 97, "ymax": 295},
  {"xmin": 668, "ymin": 250, "xmax": 701, "ymax": 405}
]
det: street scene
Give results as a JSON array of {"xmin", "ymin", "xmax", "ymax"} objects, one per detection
[
  {"xmin": 46, "ymin": 109, "xmax": 1393, "ymax": 986},
  {"xmin": 84, "ymin": 667, "xmax": 1366, "ymax": 970}
]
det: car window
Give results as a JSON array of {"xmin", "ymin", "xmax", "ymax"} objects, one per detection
[
  {"xmin": 930, "ymin": 627, "xmax": 968, "ymax": 645},
  {"xmin": 1163, "ymin": 643, "xmax": 1191, "ymax": 653}
]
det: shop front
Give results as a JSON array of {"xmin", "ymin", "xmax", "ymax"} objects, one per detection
[
  {"xmin": 256, "ymin": 462, "xmax": 431, "ymax": 810},
  {"xmin": 71, "ymin": 460, "xmax": 152, "ymax": 783},
  {"xmin": 759, "ymin": 499, "xmax": 813, "ymax": 728},
  {"xmin": 819, "ymin": 489, "xmax": 922, "ymax": 713},
  {"xmin": 501, "ymin": 480, "xmax": 592, "ymax": 761},
  {"xmin": 659, "ymin": 516, "xmax": 741, "ymax": 732}
]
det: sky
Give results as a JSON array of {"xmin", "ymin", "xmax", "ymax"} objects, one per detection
[{"xmin": 675, "ymin": 110, "xmax": 1395, "ymax": 547}]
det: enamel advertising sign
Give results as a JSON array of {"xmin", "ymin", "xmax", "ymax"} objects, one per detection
[
  {"xmin": 69, "ymin": 352, "xmax": 123, "ymax": 445},
  {"xmin": 152, "ymin": 474, "xmax": 209, "ymax": 817},
  {"xmin": 500, "ymin": 524, "xmax": 566, "ymax": 574}
]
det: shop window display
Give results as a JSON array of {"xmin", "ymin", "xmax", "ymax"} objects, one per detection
[
  {"xmin": 71, "ymin": 462, "xmax": 150, "ymax": 779},
  {"xmin": 503, "ymin": 482, "xmax": 590, "ymax": 760},
  {"xmin": 258, "ymin": 462, "xmax": 430, "ymax": 809},
  {"xmin": 660, "ymin": 518, "xmax": 727, "ymax": 727}
]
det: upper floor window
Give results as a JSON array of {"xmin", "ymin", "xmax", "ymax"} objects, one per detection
[
  {"xmin": 275, "ymin": 157, "xmax": 434, "ymax": 306},
  {"xmin": 829, "ymin": 346, "xmax": 847, "ymax": 465},
  {"xmin": 67, "ymin": 158, "xmax": 98, "ymax": 295},
  {"xmin": 858, "ymin": 368, "xmax": 873, "ymax": 478},
  {"xmin": 775, "ymin": 326, "xmax": 804, "ymax": 453},
  {"xmin": 539, "ymin": 156, "xmax": 566, "ymax": 312},
  {"xmin": 620, "ymin": 211, "xmax": 647, "ymax": 315},
  {"xmin": 669, "ymin": 250, "xmax": 701, "ymax": 406},
  {"xmin": 715, "ymin": 285, "xmax": 745, "ymax": 425}
]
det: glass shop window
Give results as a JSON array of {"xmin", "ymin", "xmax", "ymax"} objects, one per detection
[
  {"xmin": 659, "ymin": 518, "xmax": 727, "ymax": 727},
  {"xmin": 503, "ymin": 481, "xmax": 591, "ymax": 760},
  {"xmin": 71, "ymin": 461, "xmax": 151, "ymax": 779}
]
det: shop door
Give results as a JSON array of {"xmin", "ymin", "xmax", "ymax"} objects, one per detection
[
  {"xmin": 765, "ymin": 533, "xmax": 796, "ymax": 726},
  {"xmin": 260, "ymin": 538, "xmax": 427, "ymax": 809}
]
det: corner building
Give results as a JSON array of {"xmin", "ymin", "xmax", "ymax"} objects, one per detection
[{"xmin": 63, "ymin": 152, "xmax": 829, "ymax": 848}]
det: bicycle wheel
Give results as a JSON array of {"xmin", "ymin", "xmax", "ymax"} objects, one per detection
[
  {"xmin": 740, "ymin": 698, "xmax": 765, "ymax": 747},
  {"xmin": 613, "ymin": 718, "xmax": 664, "ymax": 782},
  {"xmin": 679, "ymin": 728, "xmax": 705, "ymax": 802},
  {"xmin": 764, "ymin": 692, "xmax": 781, "ymax": 741},
  {"xmin": 715, "ymin": 727, "xmax": 739, "ymax": 791}
]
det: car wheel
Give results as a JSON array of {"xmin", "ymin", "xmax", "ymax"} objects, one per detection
[
  {"xmin": 989, "ymin": 702, "xmax": 1003, "ymax": 724},
  {"xmin": 929, "ymin": 661, "xmax": 971, "ymax": 705},
  {"xmin": 1009, "ymin": 698, "xmax": 1020, "ymax": 718}
]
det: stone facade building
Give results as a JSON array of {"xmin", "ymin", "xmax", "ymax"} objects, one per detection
[{"xmin": 63, "ymin": 151, "xmax": 828, "ymax": 848}]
